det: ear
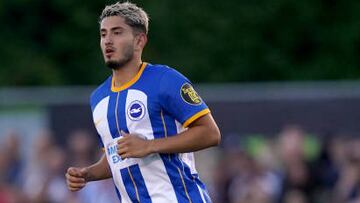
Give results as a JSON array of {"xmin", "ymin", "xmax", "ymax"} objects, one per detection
[{"xmin": 134, "ymin": 33, "xmax": 147, "ymax": 51}]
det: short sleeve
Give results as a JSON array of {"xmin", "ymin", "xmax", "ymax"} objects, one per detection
[
  {"xmin": 89, "ymin": 95, "xmax": 104, "ymax": 148},
  {"xmin": 159, "ymin": 68, "xmax": 210, "ymax": 127}
]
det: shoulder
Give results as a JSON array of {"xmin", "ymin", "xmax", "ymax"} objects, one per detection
[
  {"xmin": 144, "ymin": 63, "xmax": 171, "ymax": 76},
  {"xmin": 145, "ymin": 63, "xmax": 188, "ymax": 82},
  {"xmin": 90, "ymin": 76, "xmax": 112, "ymax": 110}
]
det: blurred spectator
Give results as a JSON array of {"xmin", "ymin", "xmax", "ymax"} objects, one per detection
[
  {"xmin": 283, "ymin": 189, "xmax": 307, "ymax": 203},
  {"xmin": 1, "ymin": 124, "xmax": 359, "ymax": 203},
  {"xmin": 75, "ymin": 181, "xmax": 120, "ymax": 203},
  {"xmin": 277, "ymin": 125, "xmax": 316, "ymax": 203},
  {"xmin": 66, "ymin": 129, "xmax": 118, "ymax": 203},
  {"xmin": 310, "ymin": 134, "xmax": 347, "ymax": 202},
  {"xmin": 0, "ymin": 146, "xmax": 10, "ymax": 184},
  {"xmin": 211, "ymin": 133, "xmax": 244, "ymax": 203},
  {"xmin": 37, "ymin": 146, "xmax": 68, "ymax": 203},
  {"xmin": 22, "ymin": 129, "xmax": 55, "ymax": 202},
  {"xmin": 333, "ymin": 137, "xmax": 360, "ymax": 203},
  {"xmin": 66, "ymin": 129, "xmax": 97, "ymax": 167},
  {"xmin": 213, "ymin": 133, "xmax": 281, "ymax": 203},
  {"xmin": 1, "ymin": 131, "xmax": 23, "ymax": 186},
  {"xmin": 0, "ymin": 130, "xmax": 28, "ymax": 203}
]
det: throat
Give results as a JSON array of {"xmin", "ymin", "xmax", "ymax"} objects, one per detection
[{"xmin": 112, "ymin": 62, "xmax": 144, "ymax": 90}]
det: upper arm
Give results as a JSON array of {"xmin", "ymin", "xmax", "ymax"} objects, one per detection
[
  {"xmin": 188, "ymin": 112, "xmax": 218, "ymax": 129},
  {"xmin": 189, "ymin": 113, "xmax": 220, "ymax": 141}
]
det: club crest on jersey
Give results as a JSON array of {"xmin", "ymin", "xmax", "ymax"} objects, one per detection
[
  {"xmin": 180, "ymin": 83, "xmax": 202, "ymax": 105},
  {"xmin": 127, "ymin": 100, "xmax": 146, "ymax": 121}
]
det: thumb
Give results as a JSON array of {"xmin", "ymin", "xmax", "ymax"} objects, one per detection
[
  {"xmin": 68, "ymin": 167, "xmax": 81, "ymax": 176},
  {"xmin": 79, "ymin": 167, "xmax": 89, "ymax": 182},
  {"xmin": 80, "ymin": 167, "xmax": 88, "ymax": 177}
]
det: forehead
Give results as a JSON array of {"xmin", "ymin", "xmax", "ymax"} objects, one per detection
[{"xmin": 100, "ymin": 16, "xmax": 129, "ymax": 30}]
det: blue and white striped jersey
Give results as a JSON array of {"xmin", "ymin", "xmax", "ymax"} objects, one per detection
[{"xmin": 90, "ymin": 63, "xmax": 212, "ymax": 203}]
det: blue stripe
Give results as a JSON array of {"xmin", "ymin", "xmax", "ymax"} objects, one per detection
[
  {"xmin": 128, "ymin": 165, "xmax": 152, "ymax": 203},
  {"xmin": 90, "ymin": 76, "xmax": 111, "ymax": 111},
  {"xmin": 173, "ymin": 156, "xmax": 203, "ymax": 202},
  {"xmin": 150, "ymin": 109, "xmax": 188, "ymax": 202},
  {"xmin": 151, "ymin": 109, "xmax": 203, "ymax": 202},
  {"xmin": 107, "ymin": 92, "xmax": 120, "ymax": 139},
  {"xmin": 148, "ymin": 102, "xmax": 206, "ymax": 202},
  {"xmin": 118, "ymin": 90, "xmax": 129, "ymax": 133},
  {"xmin": 162, "ymin": 112, "xmax": 177, "ymax": 137},
  {"xmin": 160, "ymin": 154, "xmax": 192, "ymax": 203},
  {"xmin": 147, "ymin": 106, "xmax": 167, "ymax": 140},
  {"xmin": 163, "ymin": 113, "xmax": 204, "ymax": 202},
  {"xmin": 120, "ymin": 167, "xmax": 139, "ymax": 203},
  {"xmin": 193, "ymin": 174, "xmax": 212, "ymax": 203}
]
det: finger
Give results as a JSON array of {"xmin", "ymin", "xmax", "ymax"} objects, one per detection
[
  {"xmin": 117, "ymin": 146, "xmax": 128, "ymax": 155},
  {"xmin": 120, "ymin": 152, "xmax": 130, "ymax": 159},
  {"xmin": 69, "ymin": 187, "xmax": 80, "ymax": 192},
  {"xmin": 68, "ymin": 185, "xmax": 84, "ymax": 192},
  {"xmin": 119, "ymin": 149, "xmax": 132, "ymax": 159},
  {"xmin": 118, "ymin": 137, "xmax": 131, "ymax": 146},
  {"xmin": 117, "ymin": 138, "xmax": 125, "ymax": 144},
  {"xmin": 68, "ymin": 187, "xmax": 78, "ymax": 192},
  {"xmin": 68, "ymin": 182, "xmax": 86, "ymax": 189},
  {"xmin": 67, "ymin": 167, "xmax": 82, "ymax": 177},
  {"xmin": 66, "ymin": 174, "xmax": 85, "ymax": 183}
]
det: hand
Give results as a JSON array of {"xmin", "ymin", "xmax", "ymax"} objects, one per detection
[
  {"xmin": 117, "ymin": 131, "xmax": 152, "ymax": 159},
  {"xmin": 65, "ymin": 167, "xmax": 88, "ymax": 192}
]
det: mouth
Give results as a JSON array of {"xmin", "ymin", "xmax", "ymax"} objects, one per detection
[{"xmin": 105, "ymin": 47, "xmax": 115, "ymax": 58}]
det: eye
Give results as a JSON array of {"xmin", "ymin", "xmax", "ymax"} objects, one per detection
[
  {"xmin": 114, "ymin": 31, "xmax": 122, "ymax": 35},
  {"xmin": 100, "ymin": 33, "xmax": 106, "ymax": 38}
]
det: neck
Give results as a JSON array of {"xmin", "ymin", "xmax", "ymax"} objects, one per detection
[{"xmin": 112, "ymin": 58, "xmax": 142, "ymax": 88}]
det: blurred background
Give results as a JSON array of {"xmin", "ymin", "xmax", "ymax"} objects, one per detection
[{"xmin": 1, "ymin": 0, "xmax": 360, "ymax": 203}]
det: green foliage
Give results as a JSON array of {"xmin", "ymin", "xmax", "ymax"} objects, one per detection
[{"xmin": 1, "ymin": 0, "xmax": 360, "ymax": 85}]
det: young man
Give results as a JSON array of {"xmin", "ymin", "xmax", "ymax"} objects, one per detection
[{"xmin": 65, "ymin": 2, "xmax": 220, "ymax": 202}]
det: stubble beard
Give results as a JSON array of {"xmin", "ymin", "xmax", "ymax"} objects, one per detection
[{"xmin": 105, "ymin": 44, "xmax": 134, "ymax": 70}]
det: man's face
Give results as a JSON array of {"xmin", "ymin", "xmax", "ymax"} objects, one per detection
[{"xmin": 100, "ymin": 16, "xmax": 135, "ymax": 70}]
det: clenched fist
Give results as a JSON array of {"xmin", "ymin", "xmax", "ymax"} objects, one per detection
[
  {"xmin": 117, "ymin": 131, "xmax": 153, "ymax": 159},
  {"xmin": 65, "ymin": 167, "xmax": 89, "ymax": 192}
]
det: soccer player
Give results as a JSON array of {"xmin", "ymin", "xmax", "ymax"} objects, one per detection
[{"xmin": 65, "ymin": 2, "xmax": 221, "ymax": 202}]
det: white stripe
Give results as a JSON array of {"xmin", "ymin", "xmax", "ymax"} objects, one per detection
[
  {"xmin": 92, "ymin": 96, "xmax": 132, "ymax": 202},
  {"xmin": 138, "ymin": 155, "xmax": 178, "ymax": 202},
  {"xmin": 175, "ymin": 120, "xmax": 185, "ymax": 134},
  {"xmin": 113, "ymin": 168, "xmax": 133, "ymax": 203},
  {"xmin": 176, "ymin": 122, "xmax": 209, "ymax": 202},
  {"xmin": 175, "ymin": 120, "xmax": 198, "ymax": 175},
  {"xmin": 92, "ymin": 96, "xmax": 111, "ymax": 143},
  {"xmin": 126, "ymin": 89, "xmax": 177, "ymax": 202},
  {"xmin": 126, "ymin": 89, "xmax": 154, "ymax": 140}
]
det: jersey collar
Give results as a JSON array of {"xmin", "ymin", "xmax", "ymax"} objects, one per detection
[{"xmin": 111, "ymin": 62, "xmax": 147, "ymax": 92}]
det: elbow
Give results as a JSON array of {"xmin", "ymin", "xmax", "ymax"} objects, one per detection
[{"xmin": 209, "ymin": 125, "xmax": 221, "ymax": 147}]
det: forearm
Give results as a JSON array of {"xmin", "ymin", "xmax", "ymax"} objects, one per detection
[
  {"xmin": 85, "ymin": 154, "xmax": 112, "ymax": 182},
  {"xmin": 149, "ymin": 115, "xmax": 220, "ymax": 154},
  {"xmin": 117, "ymin": 114, "xmax": 221, "ymax": 159}
]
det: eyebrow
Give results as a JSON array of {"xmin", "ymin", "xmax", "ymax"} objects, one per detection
[{"xmin": 100, "ymin": 26, "xmax": 124, "ymax": 32}]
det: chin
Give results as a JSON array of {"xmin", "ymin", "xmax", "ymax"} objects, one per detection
[
  {"xmin": 105, "ymin": 59, "xmax": 115, "ymax": 64},
  {"xmin": 104, "ymin": 54, "xmax": 133, "ymax": 70},
  {"xmin": 105, "ymin": 60, "xmax": 121, "ymax": 70}
]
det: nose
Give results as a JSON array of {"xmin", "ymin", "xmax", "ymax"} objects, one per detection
[{"xmin": 103, "ymin": 34, "xmax": 113, "ymax": 46}]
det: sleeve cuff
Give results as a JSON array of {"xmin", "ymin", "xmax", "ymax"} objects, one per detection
[{"xmin": 182, "ymin": 108, "xmax": 210, "ymax": 128}]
